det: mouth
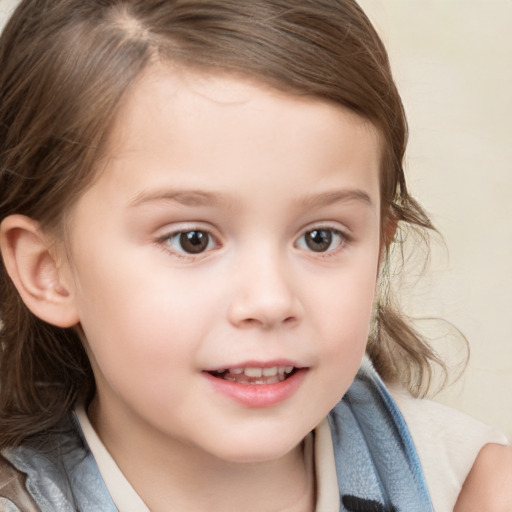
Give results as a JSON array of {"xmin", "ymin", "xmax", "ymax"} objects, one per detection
[
  {"xmin": 203, "ymin": 363, "xmax": 307, "ymax": 407},
  {"xmin": 206, "ymin": 365, "xmax": 299, "ymax": 385}
]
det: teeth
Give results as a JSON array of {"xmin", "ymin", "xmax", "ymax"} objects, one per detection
[
  {"xmin": 243, "ymin": 366, "xmax": 294, "ymax": 378},
  {"xmin": 244, "ymin": 367, "xmax": 263, "ymax": 378},
  {"xmin": 214, "ymin": 366, "xmax": 297, "ymax": 382}
]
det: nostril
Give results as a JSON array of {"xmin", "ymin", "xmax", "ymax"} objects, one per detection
[
  {"xmin": 227, "ymin": 288, "xmax": 302, "ymax": 329},
  {"xmin": 241, "ymin": 318, "xmax": 261, "ymax": 327}
]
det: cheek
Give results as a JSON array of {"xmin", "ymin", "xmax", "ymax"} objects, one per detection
[
  {"xmin": 307, "ymin": 259, "xmax": 378, "ymax": 380},
  {"xmin": 74, "ymin": 271, "xmax": 210, "ymax": 413},
  {"xmin": 73, "ymin": 253, "xmax": 231, "ymax": 390},
  {"xmin": 312, "ymin": 263, "xmax": 377, "ymax": 335}
]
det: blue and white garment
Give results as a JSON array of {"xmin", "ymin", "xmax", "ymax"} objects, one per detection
[{"xmin": 0, "ymin": 361, "xmax": 433, "ymax": 511}]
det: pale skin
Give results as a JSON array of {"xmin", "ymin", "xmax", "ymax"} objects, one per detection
[
  {"xmin": 1, "ymin": 66, "xmax": 511, "ymax": 511},
  {"xmin": 454, "ymin": 443, "xmax": 512, "ymax": 512}
]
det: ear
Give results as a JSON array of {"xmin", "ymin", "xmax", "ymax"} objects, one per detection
[{"xmin": 0, "ymin": 215, "xmax": 79, "ymax": 327}]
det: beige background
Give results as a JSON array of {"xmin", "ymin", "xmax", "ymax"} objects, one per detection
[
  {"xmin": 358, "ymin": 0, "xmax": 512, "ymax": 438},
  {"xmin": 1, "ymin": 0, "xmax": 511, "ymax": 437}
]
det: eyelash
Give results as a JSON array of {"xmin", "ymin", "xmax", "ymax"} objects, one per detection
[
  {"xmin": 156, "ymin": 225, "xmax": 350, "ymax": 259},
  {"xmin": 294, "ymin": 226, "xmax": 349, "ymax": 256},
  {"xmin": 156, "ymin": 229, "xmax": 220, "ymax": 259}
]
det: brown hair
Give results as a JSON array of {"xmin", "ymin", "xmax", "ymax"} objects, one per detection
[{"xmin": 0, "ymin": 0, "xmax": 442, "ymax": 447}]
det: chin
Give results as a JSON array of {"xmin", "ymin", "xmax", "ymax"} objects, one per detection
[{"xmin": 206, "ymin": 431, "xmax": 305, "ymax": 465}]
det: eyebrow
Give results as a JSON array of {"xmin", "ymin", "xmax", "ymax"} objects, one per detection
[
  {"xmin": 129, "ymin": 187, "xmax": 374, "ymax": 210},
  {"xmin": 129, "ymin": 189, "xmax": 233, "ymax": 208},
  {"xmin": 297, "ymin": 189, "xmax": 374, "ymax": 210}
]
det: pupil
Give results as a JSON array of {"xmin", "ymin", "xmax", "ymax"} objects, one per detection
[
  {"xmin": 180, "ymin": 231, "xmax": 208, "ymax": 253},
  {"xmin": 306, "ymin": 229, "xmax": 332, "ymax": 252}
]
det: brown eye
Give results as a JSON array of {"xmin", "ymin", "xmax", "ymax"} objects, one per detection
[
  {"xmin": 296, "ymin": 228, "xmax": 344, "ymax": 253},
  {"xmin": 305, "ymin": 229, "xmax": 332, "ymax": 252},
  {"xmin": 178, "ymin": 231, "xmax": 210, "ymax": 253},
  {"xmin": 163, "ymin": 230, "xmax": 215, "ymax": 255}
]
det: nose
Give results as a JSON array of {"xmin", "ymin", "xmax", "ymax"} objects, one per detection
[{"xmin": 227, "ymin": 249, "xmax": 303, "ymax": 330}]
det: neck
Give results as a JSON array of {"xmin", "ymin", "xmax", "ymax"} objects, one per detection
[{"xmin": 88, "ymin": 399, "xmax": 316, "ymax": 512}]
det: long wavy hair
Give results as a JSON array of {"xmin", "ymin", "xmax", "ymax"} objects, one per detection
[{"xmin": 0, "ymin": 0, "xmax": 443, "ymax": 447}]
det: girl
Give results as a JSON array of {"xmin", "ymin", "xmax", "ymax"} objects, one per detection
[{"xmin": 0, "ymin": 1, "xmax": 510, "ymax": 511}]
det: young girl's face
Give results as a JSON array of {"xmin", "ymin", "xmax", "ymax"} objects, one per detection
[{"xmin": 60, "ymin": 66, "xmax": 382, "ymax": 463}]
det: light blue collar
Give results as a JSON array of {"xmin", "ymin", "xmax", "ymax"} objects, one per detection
[{"xmin": 328, "ymin": 358, "xmax": 433, "ymax": 511}]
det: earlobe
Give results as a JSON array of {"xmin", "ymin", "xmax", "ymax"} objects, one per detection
[{"xmin": 0, "ymin": 214, "xmax": 79, "ymax": 328}]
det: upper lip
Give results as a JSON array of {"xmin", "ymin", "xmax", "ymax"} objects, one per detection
[{"xmin": 203, "ymin": 360, "xmax": 304, "ymax": 372}]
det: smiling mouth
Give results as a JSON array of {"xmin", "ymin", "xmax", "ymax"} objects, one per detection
[{"xmin": 207, "ymin": 366, "xmax": 298, "ymax": 385}]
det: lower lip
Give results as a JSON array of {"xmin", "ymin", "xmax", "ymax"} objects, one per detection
[{"xmin": 203, "ymin": 369, "xmax": 307, "ymax": 408}]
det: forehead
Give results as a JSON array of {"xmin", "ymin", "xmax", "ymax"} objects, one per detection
[
  {"xmin": 77, "ymin": 65, "xmax": 382, "ymax": 218},
  {"xmin": 108, "ymin": 64, "xmax": 382, "ymax": 156}
]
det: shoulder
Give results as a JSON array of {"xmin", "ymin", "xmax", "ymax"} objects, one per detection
[
  {"xmin": 387, "ymin": 383, "xmax": 509, "ymax": 511},
  {"xmin": 389, "ymin": 384, "xmax": 508, "ymax": 455},
  {"xmin": 0, "ymin": 452, "xmax": 39, "ymax": 512},
  {"xmin": 0, "ymin": 498, "xmax": 23, "ymax": 512},
  {"xmin": 454, "ymin": 443, "xmax": 512, "ymax": 512},
  {"xmin": 0, "ymin": 419, "xmax": 107, "ymax": 511},
  {"xmin": 389, "ymin": 383, "xmax": 508, "ymax": 451}
]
